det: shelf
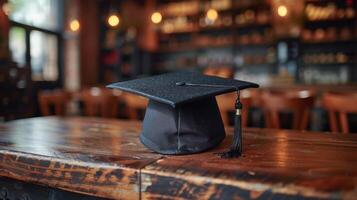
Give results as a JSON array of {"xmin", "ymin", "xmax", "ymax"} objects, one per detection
[
  {"xmin": 156, "ymin": 44, "xmax": 235, "ymax": 54},
  {"xmin": 236, "ymin": 42, "xmax": 274, "ymax": 48},
  {"xmin": 198, "ymin": 26, "xmax": 234, "ymax": 32},
  {"xmin": 237, "ymin": 63, "xmax": 276, "ymax": 68},
  {"xmin": 231, "ymin": 4, "xmax": 271, "ymax": 12},
  {"xmin": 156, "ymin": 42, "xmax": 275, "ymax": 54},
  {"xmin": 197, "ymin": 9, "xmax": 232, "ymax": 16},
  {"xmin": 159, "ymin": 27, "xmax": 199, "ymax": 35},
  {"xmin": 160, "ymin": 2, "xmax": 270, "ymax": 18},
  {"xmin": 157, "ymin": 46, "xmax": 197, "ymax": 53},
  {"xmin": 305, "ymin": 0, "xmax": 354, "ymax": 6},
  {"xmin": 151, "ymin": 0, "xmax": 357, "ymax": 83},
  {"xmin": 302, "ymin": 39, "xmax": 357, "ymax": 45},
  {"xmin": 302, "ymin": 62, "xmax": 356, "ymax": 66},
  {"xmin": 161, "ymin": 11, "xmax": 200, "ymax": 19},
  {"xmin": 196, "ymin": 45, "xmax": 235, "ymax": 51},
  {"xmin": 196, "ymin": 63, "xmax": 235, "ymax": 68},
  {"xmin": 304, "ymin": 0, "xmax": 347, "ymax": 3},
  {"xmin": 234, "ymin": 23, "xmax": 271, "ymax": 30},
  {"xmin": 158, "ymin": 23, "xmax": 271, "ymax": 35},
  {"xmin": 304, "ymin": 18, "xmax": 356, "ymax": 28}
]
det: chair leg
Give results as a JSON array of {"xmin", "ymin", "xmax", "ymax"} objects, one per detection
[
  {"xmin": 242, "ymin": 109, "xmax": 248, "ymax": 127},
  {"xmin": 300, "ymin": 109, "xmax": 310, "ymax": 130},
  {"xmin": 55, "ymin": 104, "xmax": 62, "ymax": 116},
  {"xmin": 264, "ymin": 111, "xmax": 272, "ymax": 128},
  {"xmin": 292, "ymin": 110, "xmax": 301, "ymax": 130},
  {"xmin": 265, "ymin": 110, "xmax": 279, "ymax": 129},
  {"xmin": 39, "ymin": 99, "xmax": 50, "ymax": 116},
  {"xmin": 339, "ymin": 112, "xmax": 349, "ymax": 134},
  {"xmin": 86, "ymin": 103, "xmax": 97, "ymax": 117},
  {"xmin": 328, "ymin": 111, "xmax": 338, "ymax": 132},
  {"xmin": 271, "ymin": 111, "xmax": 280, "ymax": 129}
]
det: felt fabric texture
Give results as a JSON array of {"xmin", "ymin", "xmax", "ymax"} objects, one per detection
[
  {"xmin": 107, "ymin": 71, "xmax": 259, "ymax": 155},
  {"xmin": 140, "ymin": 97, "xmax": 225, "ymax": 155},
  {"xmin": 107, "ymin": 71, "xmax": 259, "ymax": 107}
]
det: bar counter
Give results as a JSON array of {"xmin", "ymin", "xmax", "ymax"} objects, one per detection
[{"xmin": 0, "ymin": 117, "xmax": 356, "ymax": 199}]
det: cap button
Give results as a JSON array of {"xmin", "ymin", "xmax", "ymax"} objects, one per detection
[{"xmin": 176, "ymin": 82, "xmax": 186, "ymax": 86}]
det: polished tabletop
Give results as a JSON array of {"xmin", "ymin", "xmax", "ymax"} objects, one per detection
[{"xmin": 0, "ymin": 117, "xmax": 356, "ymax": 199}]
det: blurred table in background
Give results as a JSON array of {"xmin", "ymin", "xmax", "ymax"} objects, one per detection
[{"xmin": 0, "ymin": 117, "xmax": 356, "ymax": 199}]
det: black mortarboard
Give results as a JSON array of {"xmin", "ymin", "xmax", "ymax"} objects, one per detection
[{"xmin": 107, "ymin": 71, "xmax": 258, "ymax": 158}]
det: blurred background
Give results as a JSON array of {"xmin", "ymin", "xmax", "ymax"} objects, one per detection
[{"xmin": 0, "ymin": 0, "xmax": 356, "ymax": 133}]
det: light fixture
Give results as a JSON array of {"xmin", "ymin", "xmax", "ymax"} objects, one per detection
[
  {"xmin": 69, "ymin": 19, "xmax": 80, "ymax": 32},
  {"xmin": 206, "ymin": 8, "xmax": 218, "ymax": 21},
  {"xmin": 2, "ymin": 2, "xmax": 11, "ymax": 16},
  {"xmin": 278, "ymin": 5, "xmax": 288, "ymax": 17},
  {"xmin": 108, "ymin": 14, "xmax": 120, "ymax": 27},
  {"xmin": 151, "ymin": 11, "xmax": 162, "ymax": 24}
]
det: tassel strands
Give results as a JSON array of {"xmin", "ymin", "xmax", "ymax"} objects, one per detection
[{"xmin": 219, "ymin": 91, "xmax": 243, "ymax": 158}]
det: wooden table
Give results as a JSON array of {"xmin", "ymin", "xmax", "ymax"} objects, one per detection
[{"xmin": 0, "ymin": 117, "xmax": 356, "ymax": 199}]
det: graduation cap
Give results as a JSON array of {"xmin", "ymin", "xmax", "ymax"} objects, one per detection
[{"xmin": 107, "ymin": 71, "xmax": 259, "ymax": 158}]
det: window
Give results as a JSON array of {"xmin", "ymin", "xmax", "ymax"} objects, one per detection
[
  {"xmin": 9, "ymin": 0, "xmax": 60, "ymax": 31},
  {"xmin": 8, "ymin": 0, "xmax": 62, "ymax": 82},
  {"xmin": 30, "ymin": 31, "xmax": 58, "ymax": 81},
  {"xmin": 9, "ymin": 27, "xmax": 26, "ymax": 67}
]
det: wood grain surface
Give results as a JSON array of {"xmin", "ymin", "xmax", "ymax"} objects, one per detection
[
  {"xmin": 141, "ymin": 129, "xmax": 357, "ymax": 200},
  {"xmin": 0, "ymin": 117, "xmax": 356, "ymax": 199},
  {"xmin": 0, "ymin": 117, "xmax": 162, "ymax": 199}
]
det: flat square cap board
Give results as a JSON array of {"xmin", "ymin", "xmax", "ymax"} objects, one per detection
[
  {"xmin": 107, "ymin": 71, "xmax": 259, "ymax": 107},
  {"xmin": 108, "ymin": 71, "xmax": 259, "ymax": 155}
]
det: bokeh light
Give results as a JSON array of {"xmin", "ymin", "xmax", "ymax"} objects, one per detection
[
  {"xmin": 206, "ymin": 9, "xmax": 218, "ymax": 21},
  {"xmin": 69, "ymin": 19, "xmax": 80, "ymax": 32},
  {"xmin": 278, "ymin": 5, "xmax": 288, "ymax": 17},
  {"xmin": 151, "ymin": 12, "xmax": 162, "ymax": 24},
  {"xmin": 108, "ymin": 14, "xmax": 120, "ymax": 27}
]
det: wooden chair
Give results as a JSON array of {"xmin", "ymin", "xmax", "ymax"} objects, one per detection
[
  {"xmin": 80, "ymin": 87, "xmax": 118, "ymax": 118},
  {"xmin": 122, "ymin": 92, "xmax": 148, "ymax": 120},
  {"xmin": 216, "ymin": 90, "xmax": 252, "ymax": 127},
  {"xmin": 322, "ymin": 92, "xmax": 357, "ymax": 134},
  {"xmin": 203, "ymin": 67, "xmax": 234, "ymax": 78},
  {"xmin": 261, "ymin": 90, "xmax": 315, "ymax": 130},
  {"xmin": 38, "ymin": 90, "xmax": 69, "ymax": 116}
]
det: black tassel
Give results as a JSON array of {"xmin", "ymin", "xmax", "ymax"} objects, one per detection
[{"xmin": 218, "ymin": 94, "xmax": 243, "ymax": 158}]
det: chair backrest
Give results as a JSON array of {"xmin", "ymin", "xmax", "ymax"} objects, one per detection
[
  {"xmin": 216, "ymin": 90, "xmax": 252, "ymax": 127},
  {"xmin": 38, "ymin": 90, "xmax": 69, "ymax": 116},
  {"xmin": 261, "ymin": 90, "xmax": 315, "ymax": 130},
  {"xmin": 203, "ymin": 67, "xmax": 234, "ymax": 78},
  {"xmin": 80, "ymin": 87, "xmax": 118, "ymax": 118},
  {"xmin": 322, "ymin": 92, "xmax": 357, "ymax": 134},
  {"xmin": 122, "ymin": 93, "xmax": 148, "ymax": 120}
]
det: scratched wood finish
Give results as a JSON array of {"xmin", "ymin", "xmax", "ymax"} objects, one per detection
[
  {"xmin": 0, "ymin": 176, "xmax": 108, "ymax": 200},
  {"xmin": 0, "ymin": 117, "xmax": 162, "ymax": 199},
  {"xmin": 1, "ymin": 117, "xmax": 357, "ymax": 199},
  {"xmin": 141, "ymin": 128, "xmax": 357, "ymax": 200}
]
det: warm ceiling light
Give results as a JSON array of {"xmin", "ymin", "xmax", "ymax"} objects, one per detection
[
  {"xmin": 108, "ymin": 14, "xmax": 120, "ymax": 27},
  {"xmin": 69, "ymin": 19, "xmax": 80, "ymax": 32},
  {"xmin": 151, "ymin": 12, "xmax": 162, "ymax": 24},
  {"xmin": 206, "ymin": 8, "xmax": 218, "ymax": 21},
  {"xmin": 2, "ymin": 3, "xmax": 11, "ymax": 16},
  {"xmin": 278, "ymin": 5, "xmax": 288, "ymax": 17}
]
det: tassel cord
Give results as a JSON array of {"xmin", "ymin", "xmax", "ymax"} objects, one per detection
[{"xmin": 219, "ymin": 94, "xmax": 243, "ymax": 158}]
